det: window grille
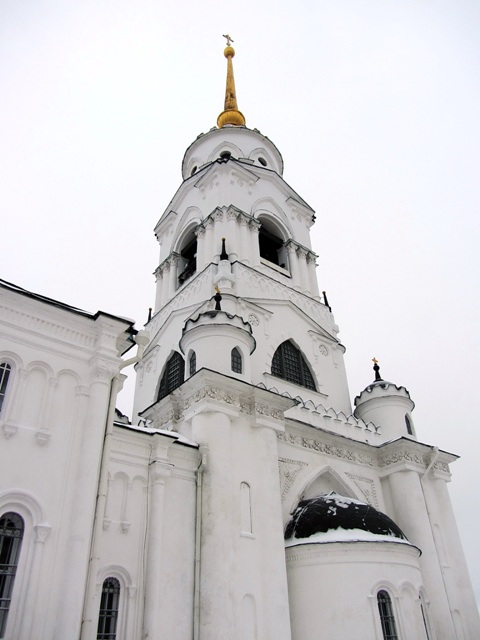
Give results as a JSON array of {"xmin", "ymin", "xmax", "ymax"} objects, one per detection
[
  {"xmin": 377, "ymin": 590, "xmax": 399, "ymax": 640},
  {"xmin": 97, "ymin": 578, "xmax": 120, "ymax": 640},
  {"xmin": 189, "ymin": 351, "xmax": 196, "ymax": 376},
  {"xmin": 158, "ymin": 352, "xmax": 185, "ymax": 401},
  {"xmin": 271, "ymin": 341, "xmax": 316, "ymax": 390},
  {"xmin": 0, "ymin": 512, "xmax": 24, "ymax": 638},
  {"xmin": 0, "ymin": 363, "xmax": 11, "ymax": 414},
  {"xmin": 231, "ymin": 348, "xmax": 242, "ymax": 374}
]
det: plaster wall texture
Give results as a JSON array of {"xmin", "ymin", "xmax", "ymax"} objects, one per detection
[{"xmin": 286, "ymin": 541, "xmax": 426, "ymax": 640}]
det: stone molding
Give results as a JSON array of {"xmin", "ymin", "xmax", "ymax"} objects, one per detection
[
  {"xmin": 285, "ymin": 540, "xmax": 420, "ymax": 566},
  {"xmin": 279, "ymin": 427, "xmax": 453, "ymax": 477},
  {"xmin": 0, "ymin": 302, "xmax": 96, "ymax": 350},
  {"xmin": 236, "ymin": 263, "xmax": 332, "ymax": 330}
]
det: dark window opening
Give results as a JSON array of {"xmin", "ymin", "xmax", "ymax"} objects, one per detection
[
  {"xmin": 259, "ymin": 225, "xmax": 284, "ymax": 267},
  {"xmin": 0, "ymin": 512, "xmax": 24, "ymax": 638},
  {"xmin": 97, "ymin": 577, "xmax": 120, "ymax": 640},
  {"xmin": 158, "ymin": 352, "xmax": 185, "ymax": 401},
  {"xmin": 377, "ymin": 590, "xmax": 398, "ymax": 640},
  {"xmin": 190, "ymin": 166, "xmax": 197, "ymax": 176},
  {"xmin": 405, "ymin": 414, "xmax": 413, "ymax": 435},
  {"xmin": 0, "ymin": 363, "xmax": 11, "ymax": 414},
  {"xmin": 258, "ymin": 157, "xmax": 267, "ymax": 166},
  {"xmin": 231, "ymin": 348, "xmax": 242, "ymax": 374},
  {"xmin": 189, "ymin": 351, "xmax": 196, "ymax": 376},
  {"xmin": 271, "ymin": 341, "xmax": 316, "ymax": 391},
  {"xmin": 178, "ymin": 239, "xmax": 197, "ymax": 286},
  {"xmin": 220, "ymin": 150, "xmax": 231, "ymax": 160}
]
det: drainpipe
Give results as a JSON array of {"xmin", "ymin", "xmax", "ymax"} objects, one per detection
[
  {"xmin": 80, "ymin": 330, "xmax": 150, "ymax": 639},
  {"xmin": 421, "ymin": 446, "xmax": 440, "ymax": 483},
  {"xmin": 193, "ymin": 446, "xmax": 207, "ymax": 640}
]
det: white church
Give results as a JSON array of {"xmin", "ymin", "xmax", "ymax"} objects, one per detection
[{"xmin": 0, "ymin": 42, "xmax": 479, "ymax": 640}]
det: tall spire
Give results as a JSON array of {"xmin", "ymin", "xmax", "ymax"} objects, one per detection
[{"xmin": 217, "ymin": 35, "xmax": 246, "ymax": 128}]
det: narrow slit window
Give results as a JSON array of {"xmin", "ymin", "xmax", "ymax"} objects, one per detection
[
  {"xmin": 0, "ymin": 512, "xmax": 24, "ymax": 638},
  {"xmin": 377, "ymin": 590, "xmax": 398, "ymax": 640},
  {"xmin": 405, "ymin": 414, "xmax": 413, "ymax": 435},
  {"xmin": 189, "ymin": 351, "xmax": 196, "ymax": 376},
  {"xmin": 231, "ymin": 348, "xmax": 242, "ymax": 374},
  {"xmin": 97, "ymin": 577, "xmax": 120, "ymax": 640},
  {"xmin": 0, "ymin": 363, "xmax": 12, "ymax": 414}
]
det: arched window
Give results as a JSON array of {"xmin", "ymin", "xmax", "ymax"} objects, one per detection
[
  {"xmin": 231, "ymin": 348, "xmax": 242, "ymax": 374},
  {"xmin": 178, "ymin": 235, "xmax": 197, "ymax": 286},
  {"xmin": 0, "ymin": 363, "xmax": 12, "ymax": 414},
  {"xmin": 158, "ymin": 352, "xmax": 185, "ymax": 401},
  {"xmin": 97, "ymin": 577, "xmax": 120, "ymax": 640},
  {"xmin": 258, "ymin": 219, "xmax": 287, "ymax": 269},
  {"xmin": 0, "ymin": 512, "xmax": 24, "ymax": 637},
  {"xmin": 377, "ymin": 590, "xmax": 398, "ymax": 640},
  {"xmin": 189, "ymin": 351, "xmax": 196, "ymax": 376},
  {"xmin": 271, "ymin": 341, "xmax": 316, "ymax": 390}
]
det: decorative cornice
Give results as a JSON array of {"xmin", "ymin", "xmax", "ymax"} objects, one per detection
[{"xmin": 0, "ymin": 303, "xmax": 96, "ymax": 351}]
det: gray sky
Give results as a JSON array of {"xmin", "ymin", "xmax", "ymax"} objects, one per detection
[{"xmin": 1, "ymin": 0, "xmax": 479, "ymax": 610}]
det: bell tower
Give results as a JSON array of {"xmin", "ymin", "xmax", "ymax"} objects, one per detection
[{"xmin": 133, "ymin": 40, "xmax": 352, "ymax": 422}]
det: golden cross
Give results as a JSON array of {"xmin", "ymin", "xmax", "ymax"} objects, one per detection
[
  {"xmin": 223, "ymin": 34, "xmax": 234, "ymax": 46},
  {"xmin": 372, "ymin": 357, "xmax": 378, "ymax": 365}
]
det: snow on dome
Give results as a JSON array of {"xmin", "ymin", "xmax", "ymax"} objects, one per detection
[{"xmin": 285, "ymin": 491, "xmax": 409, "ymax": 547}]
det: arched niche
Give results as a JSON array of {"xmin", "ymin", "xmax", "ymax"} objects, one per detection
[{"xmin": 301, "ymin": 468, "xmax": 357, "ymax": 501}]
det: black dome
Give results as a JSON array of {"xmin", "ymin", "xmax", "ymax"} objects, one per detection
[{"xmin": 285, "ymin": 492, "xmax": 408, "ymax": 544}]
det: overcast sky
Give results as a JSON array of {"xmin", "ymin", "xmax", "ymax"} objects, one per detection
[{"xmin": 1, "ymin": 0, "xmax": 479, "ymax": 611}]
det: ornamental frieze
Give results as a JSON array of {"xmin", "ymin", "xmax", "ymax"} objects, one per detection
[{"xmin": 277, "ymin": 430, "xmax": 376, "ymax": 467}]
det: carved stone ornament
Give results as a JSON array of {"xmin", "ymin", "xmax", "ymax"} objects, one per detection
[
  {"xmin": 33, "ymin": 523, "xmax": 52, "ymax": 543},
  {"xmin": 279, "ymin": 457, "xmax": 308, "ymax": 501},
  {"xmin": 248, "ymin": 314, "xmax": 259, "ymax": 327},
  {"xmin": 2, "ymin": 422, "xmax": 18, "ymax": 439},
  {"xmin": 121, "ymin": 520, "xmax": 131, "ymax": 534},
  {"xmin": 346, "ymin": 473, "xmax": 379, "ymax": 508},
  {"xmin": 277, "ymin": 430, "xmax": 376, "ymax": 468},
  {"xmin": 318, "ymin": 344, "xmax": 329, "ymax": 357},
  {"xmin": 35, "ymin": 428, "xmax": 51, "ymax": 446}
]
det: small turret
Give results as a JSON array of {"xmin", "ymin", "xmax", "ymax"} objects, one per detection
[
  {"xmin": 179, "ymin": 287, "xmax": 256, "ymax": 381},
  {"xmin": 354, "ymin": 359, "xmax": 415, "ymax": 442}
]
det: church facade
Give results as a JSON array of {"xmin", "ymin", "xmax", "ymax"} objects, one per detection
[{"xmin": 0, "ymin": 44, "xmax": 479, "ymax": 640}]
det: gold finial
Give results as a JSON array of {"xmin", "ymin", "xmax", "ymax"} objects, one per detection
[
  {"xmin": 372, "ymin": 357, "xmax": 378, "ymax": 365},
  {"xmin": 217, "ymin": 35, "xmax": 246, "ymax": 128},
  {"xmin": 214, "ymin": 285, "xmax": 221, "ymax": 294}
]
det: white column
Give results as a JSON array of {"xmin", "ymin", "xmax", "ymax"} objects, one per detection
[
  {"xmin": 169, "ymin": 254, "xmax": 179, "ymax": 296},
  {"xmin": 250, "ymin": 220, "xmax": 261, "ymax": 266},
  {"xmin": 204, "ymin": 217, "xmax": 214, "ymax": 265},
  {"xmin": 18, "ymin": 524, "xmax": 52, "ymax": 640},
  {"xmin": 423, "ymin": 475, "xmax": 480, "ymax": 638},
  {"xmin": 195, "ymin": 225, "xmax": 206, "ymax": 271},
  {"xmin": 239, "ymin": 215, "xmax": 250, "ymax": 264},
  {"xmin": 296, "ymin": 247, "xmax": 309, "ymax": 293},
  {"xmin": 387, "ymin": 470, "xmax": 456, "ymax": 640},
  {"xmin": 55, "ymin": 366, "xmax": 114, "ymax": 638},
  {"xmin": 143, "ymin": 459, "xmax": 173, "ymax": 640},
  {"xmin": 285, "ymin": 241, "xmax": 300, "ymax": 289},
  {"xmin": 161, "ymin": 263, "xmax": 170, "ymax": 307},
  {"xmin": 226, "ymin": 209, "xmax": 239, "ymax": 261},
  {"xmin": 154, "ymin": 265, "xmax": 164, "ymax": 312},
  {"xmin": 306, "ymin": 252, "xmax": 320, "ymax": 298}
]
